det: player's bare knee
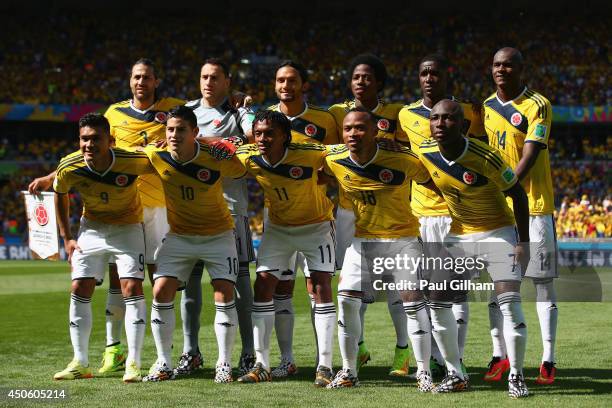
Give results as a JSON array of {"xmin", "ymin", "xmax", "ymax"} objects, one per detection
[
  {"xmin": 120, "ymin": 278, "xmax": 143, "ymax": 297},
  {"xmin": 71, "ymin": 278, "xmax": 96, "ymax": 298},
  {"xmin": 212, "ymin": 279, "xmax": 235, "ymax": 303},
  {"xmin": 310, "ymin": 271, "xmax": 333, "ymax": 303},
  {"xmin": 152, "ymin": 277, "xmax": 178, "ymax": 303},
  {"xmin": 108, "ymin": 264, "xmax": 120, "ymax": 288},
  {"xmin": 275, "ymin": 279, "xmax": 294, "ymax": 296},
  {"xmin": 495, "ymin": 280, "xmax": 521, "ymax": 295},
  {"xmin": 400, "ymin": 290, "xmax": 424, "ymax": 303},
  {"xmin": 254, "ymin": 273, "xmax": 278, "ymax": 302}
]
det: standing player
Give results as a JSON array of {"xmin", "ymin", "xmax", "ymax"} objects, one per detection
[
  {"xmin": 328, "ymin": 54, "xmax": 411, "ymax": 377},
  {"xmin": 177, "ymin": 58, "xmax": 256, "ymax": 377},
  {"xmin": 267, "ymin": 61, "xmax": 340, "ymax": 378},
  {"xmin": 235, "ymin": 111, "xmax": 337, "ymax": 387},
  {"xmin": 99, "ymin": 59, "xmax": 183, "ymax": 375},
  {"xmin": 52, "ymin": 113, "xmax": 153, "ymax": 383},
  {"xmin": 419, "ymin": 99, "xmax": 530, "ymax": 398},
  {"xmin": 323, "ymin": 108, "xmax": 434, "ymax": 389},
  {"xmin": 398, "ymin": 54, "xmax": 486, "ymax": 377},
  {"xmin": 141, "ymin": 106, "xmax": 245, "ymax": 383},
  {"xmin": 484, "ymin": 47, "xmax": 558, "ymax": 385}
]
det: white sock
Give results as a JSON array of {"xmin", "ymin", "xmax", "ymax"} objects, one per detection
[
  {"xmin": 498, "ymin": 292, "xmax": 527, "ymax": 376},
  {"xmin": 358, "ymin": 302, "xmax": 367, "ymax": 343},
  {"xmin": 387, "ymin": 292, "xmax": 408, "ymax": 347},
  {"xmin": 430, "ymin": 301, "xmax": 463, "ymax": 379},
  {"xmin": 215, "ymin": 301, "xmax": 238, "ymax": 366},
  {"xmin": 534, "ymin": 279, "xmax": 558, "ymax": 363},
  {"xmin": 488, "ymin": 296, "xmax": 507, "ymax": 358},
  {"xmin": 235, "ymin": 264, "xmax": 254, "ymax": 355},
  {"xmin": 151, "ymin": 301, "xmax": 175, "ymax": 368},
  {"xmin": 338, "ymin": 294, "xmax": 361, "ymax": 373},
  {"xmin": 403, "ymin": 301, "xmax": 431, "ymax": 373},
  {"xmin": 274, "ymin": 295, "xmax": 294, "ymax": 362},
  {"xmin": 309, "ymin": 294, "xmax": 320, "ymax": 367},
  {"xmin": 252, "ymin": 301, "xmax": 275, "ymax": 370},
  {"xmin": 105, "ymin": 288, "xmax": 124, "ymax": 346},
  {"xmin": 124, "ymin": 295, "xmax": 146, "ymax": 366},
  {"xmin": 426, "ymin": 303, "xmax": 444, "ymax": 364},
  {"xmin": 314, "ymin": 302, "xmax": 336, "ymax": 369},
  {"xmin": 70, "ymin": 293, "xmax": 92, "ymax": 366},
  {"xmin": 452, "ymin": 301, "xmax": 469, "ymax": 360}
]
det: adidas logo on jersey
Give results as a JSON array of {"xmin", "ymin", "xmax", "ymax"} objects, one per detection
[
  {"xmin": 432, "ymin": 171, "xmax": 440, "ymax": 178},
  {"xmin": 344, "ymin": 174, "xmax": 351, "ymax": 181},
  {"xmin": 163, "ymin": 170, "xmax": 171, "ymax": 176},
  {"xmin": 485, "ymin": 114, "xmax": 490, "ymax": 120},
  {"xmin": 413, "ymin": 120, "xmax": 419, "ymax": 127}
]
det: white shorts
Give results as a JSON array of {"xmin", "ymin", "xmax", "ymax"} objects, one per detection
[
  {"xmin": 335, "ymin": 207, "xmax": 355, "ymax": 269},
  {"xmin": 154, "ymin": 229, "xmax": 238, "ymax": 287},
  {"xmin": 419, "ymin": 216, "xmax": 452, "ymax": 243},
  {"xmin": 339, "ymin": 237, "xmax": 422, "ymax": 293},
  {"xmin": 446, "ymin": 225, "xmax": 521, "ymax": 282},
  {"xmin": 71, "ymin": 218, "xmax": 145, "ymax": 282},
  {"xmin": 233, "ymin": 214, "xmax": 255, "ymax": 263},
  {"xmin": 525, "ymin": 215, "xmax": 558, "ymax": 279},
  {"xmin": 143, "ymin": 206, "xmax": 170, "ymax": 264},
  {"xmin": 256, "ymin": 221, "xmax": 336, "ymax": 280}
]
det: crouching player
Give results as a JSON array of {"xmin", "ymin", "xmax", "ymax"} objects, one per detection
[
  {"xmin": 323, "ymin": 108, "xmax": 436, "ymax": 389},
  {"xmin": 53, "ymin": 113, "xmax": 153, "ymax": 383},
  {"xmin": 418, "ymin": 100, "xmax": 530, "ymax": 398},
  {"xmin": 141, "ymin": 106, "xmax": 246, "ymax": 383}
]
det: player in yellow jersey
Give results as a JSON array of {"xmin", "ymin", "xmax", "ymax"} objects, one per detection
[
  {"xmin": 141, "ymin": 106, "xmax": 245, "ymax": 384},
  {"xmin": 484, "ymin": 47, "xmax": 558, "ymax": 385},
  {"xmin": 398, "ymin": 54, "xmax": 487, "ymax": 378},
  {"xmin": 329, "ymin": 54, "xmax": 411, "ymax": 377},
  {"xmin": 52, "ymin": 114, "xmax": 154, "ymax": 384},
  {"xmin": 322, "ymin": 108, "xmax": 436, "ymax": 390},
  {"xmin": 235, "ymin": 111, "xmax": 337, "ymax": 387},
  {"xmin": 419, "ymin": 100, "xmax": 530, "ymax": 398},
  {"xmin": 267, "ymin": 61, "xmax": 340, "ymax": 378}
]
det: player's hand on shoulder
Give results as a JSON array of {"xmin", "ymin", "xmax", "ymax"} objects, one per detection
[
  {"xmin": 230, "ymin": 91, "xmax": 253, "ymax": 108},
  {"xmin": 154, "ymin": 139, "xmax": 167, "ymax": 149}
]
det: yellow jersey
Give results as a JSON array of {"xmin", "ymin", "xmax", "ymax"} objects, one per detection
[
  {"xmin": 418, "ymin": 138, "xmax": 518, "ymax": 235},
  {"xmin": 105, "ymin": 97, "xmax": 185, "ymax": 208},
  {"xmin": 268, "ymin": 103, "xmax": 340, "ymax": 145},
  {"xmin": 324, "ymin": 143, "xmax": 430, "ymax": 238},
  {"xmin": 483, "ymin": 87, "xmax": 554, "ymax": 215},
  {"xmin": 53, "ymin": 149, "xmax": 154, "ymax": 225},
  {"xmin": 235, "ymin": 142, "xmax": 334, "ymax": 226},
  {"xmin": 328, "ymin": 100, "xmax": 409, "ymax": 143},
  {"xmin": 399, "ymin": 99, "xmax": 486, "ymax": 217},
  {"xmin": 143, "ymin": 142, "xmax": 246, "ymax": 236}
]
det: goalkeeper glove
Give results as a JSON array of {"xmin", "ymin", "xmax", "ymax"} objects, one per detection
[{"xmin": 210, "ymin": 136, "xmax": 245, "ymax": 160}]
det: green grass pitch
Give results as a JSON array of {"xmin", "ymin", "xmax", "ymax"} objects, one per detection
[{"xmin": 0, "ymin": 260, "xmax": 611, "ymax": 407}]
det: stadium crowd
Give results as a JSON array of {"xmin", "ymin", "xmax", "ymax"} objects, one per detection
[{"xmin": 0, "ymin": 13, "xmax": 609, "ymax": 107}]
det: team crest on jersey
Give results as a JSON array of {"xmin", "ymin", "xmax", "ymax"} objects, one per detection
[
  {"xmin": 377, "ymin": 119, "xmax": 390, "ymax": 131},
  {"xmin": 510, "ymin": 112, "xmax": 522, "ymax": 126},
  {"xmin": 289, "ymin": 166, "xmax": 304, "ymax": 179},
  {"xmin": 34, "ymin": 203, "xmax": 49, "ymax": 226},
  {"xmin": 197, "ymin": 169, "xmax": 212, "ymax": 182},
  {"xmin": 305, "ymin": 124, "xmax": 318, "ymax": 137},
  {"xmin": 154, "ymin": 112, "xmax": 168, "ymax": 124},
  {"xmin": 379, "ymin": 169, "xmax": 394, "ymax": 183},
  {"xmin": 115, "ymin": 174, "xmax": 129, "ymax": 186},
  {"xmin": 213, "ymin": 119, "xmax": 222, "ymax": 128},
  {"xmin": 462, "ymin": 171, "xmax": 477, "ymax": 185}
]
